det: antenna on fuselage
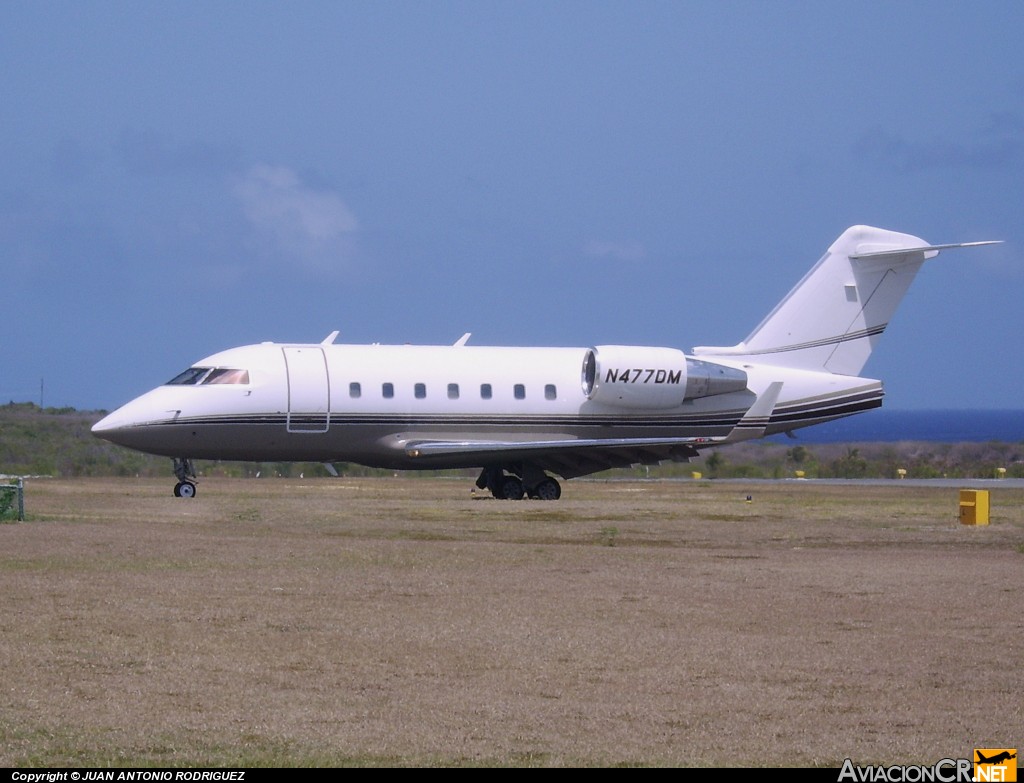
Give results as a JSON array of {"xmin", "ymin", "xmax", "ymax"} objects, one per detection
[{"xmin": 321, "ymin": 331, "xmax": 340, "ymax": 345}]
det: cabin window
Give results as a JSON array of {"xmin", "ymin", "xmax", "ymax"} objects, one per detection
[
  {"xmin": 382, "ymin": 382, "xmax": 394, "ymax": 399},
  {"xmin": 349, "ymin": 382, "xmax": 361, "ymax": 398},
  {"xmin": 514, "ymin": 384, "xmax": 526, "ymax": 400},
  {"xmin": 544, "ymin": 384, "xmax": 557, "ymax": 400},
  {"xmin": 447, "ymin": 383, "xmax": 459, "ymax": 400},
  {"xmin": 480, "ymin": 383, "xmax": 492, "ymax": 400},
  {"xmin": 166, "ymin": 367, "xmax": 211, "ymax": 385},
  {"xmin": 203, "ymin": 368, "xmax": 250, "ymax": 385},
  {"xmin": 415, "ymin": 383, "xmax": 427, "ymax": 399}
]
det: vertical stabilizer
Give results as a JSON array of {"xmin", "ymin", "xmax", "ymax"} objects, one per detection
[{"xmin": 692, "ymin": 225, "xmax": 996, "ymax": 376}]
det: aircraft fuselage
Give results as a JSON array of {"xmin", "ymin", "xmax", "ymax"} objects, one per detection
[{"xmin": 93, "ymin": 341, "xmax": 880, "ymax": 469}]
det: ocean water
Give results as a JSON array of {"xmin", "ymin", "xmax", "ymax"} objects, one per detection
[{"xmin": 773, "ymin": 410, "xmax": 1024, "ymax": 444}]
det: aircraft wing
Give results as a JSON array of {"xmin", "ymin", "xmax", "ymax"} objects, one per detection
[
  {"xmin": 401, "ymin": 382, "xmax": 784, "ymax": 479},
  {"xmin": 403, "ymin": 435, "xmax": 711, "ymax": 479}
]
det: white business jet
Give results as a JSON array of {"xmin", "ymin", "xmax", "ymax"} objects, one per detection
[{"xmin": 92, "ymin": 225, "xmax": 998, "ymax": 500}]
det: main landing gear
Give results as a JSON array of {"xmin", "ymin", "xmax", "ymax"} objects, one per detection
[
  {"xmin": 172, "ymin": 457, "xmax": 198, "ymax": 498},
  {"xmin": 476, "ymin": 465, "xmax": 562, "ymax": 501}
]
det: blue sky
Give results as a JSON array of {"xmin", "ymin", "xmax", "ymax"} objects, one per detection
[{"xmin": 2, "ymin": 1, "xmax": 1021, "ymax": 411}]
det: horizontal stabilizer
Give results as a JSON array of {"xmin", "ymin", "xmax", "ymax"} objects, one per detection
[{"xmin": 849, "ymin": 240, "xmax": 1001, "ymax": 260}]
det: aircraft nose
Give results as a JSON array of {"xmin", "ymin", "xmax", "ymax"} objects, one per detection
[
  {"xmin": 91, "ymin": 405, "xmax": 140, "ymax": 445},
  {"xmin": 91, "ymin": 410, "xmax": 122, "ymax": 435},
  {"xmin": 90, "ymin": 391, "xmax": 175, "ymax": 448}
]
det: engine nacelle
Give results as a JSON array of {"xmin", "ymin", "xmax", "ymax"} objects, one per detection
[
  {"xmin": 684, "ymin": 357, "xmax": 749, "ymax": 400},
  {"xmin": 582, "ymin": 346, "xmax": 747, "ymax": 409}
]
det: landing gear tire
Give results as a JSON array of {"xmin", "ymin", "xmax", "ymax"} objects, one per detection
[
  {"xmin": 534, "ymin": 477, "xmax": 561, "ymax": 501},
  {"xmin": 174, "ymin": 481, "xmax": 197, "ymax": 498},
  {"xmin": 499, "ymin": 476, "xmax": 525, "ymax": 500}
]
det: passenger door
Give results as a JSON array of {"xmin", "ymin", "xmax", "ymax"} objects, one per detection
[{"xmin": 283, "ymin": 346, "xmax": 330, "ymax": 433}]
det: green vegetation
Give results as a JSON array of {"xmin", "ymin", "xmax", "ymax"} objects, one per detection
[
  {"xmin": 2, "ymin": 401, "xmax": 1023, "ymax": 481},
  {"xmin": 598, "ymin": 525, "xmax": 619, "ymax": 546},
  {"xmin": 687, "ymin": 439, "xmax": 1024, "ymax": 480}
]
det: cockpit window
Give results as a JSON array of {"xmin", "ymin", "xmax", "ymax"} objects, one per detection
[
  {"xmin": 165, "ymin": 367, "xmax": 250, "ymax": 385},
  {"xmin": 203, "ymin": 368, "xmax": 250, "ymax": 385},
  {"xmin": 167, "ymin": 367, "xmax": 211, "ymax": 385}
]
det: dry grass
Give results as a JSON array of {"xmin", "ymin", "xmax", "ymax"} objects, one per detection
[{"xmin": 1, "ymin": 477, "xmax": 1022, "ymax": 767}]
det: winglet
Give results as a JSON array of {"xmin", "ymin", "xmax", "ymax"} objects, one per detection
[
  {"xmin": 724, "ymin": 382, "xmax": 783, "ymax": 443},
  {"xmin": 321, "ymin": 330, "xmax": 340, "ymax": 345},
  {"xmin": 454, "ymin": 332, "xmax": 471, "ymax": 347}
]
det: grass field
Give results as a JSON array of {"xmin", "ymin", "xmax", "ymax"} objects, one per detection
[{"xmin": 1, "ymin": 477, "xmax": 1021, "ymax": 767}]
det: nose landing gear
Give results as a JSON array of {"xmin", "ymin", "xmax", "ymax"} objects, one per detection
[{"xmin": 172, "ymin": 457, "xmax": 197, "ymax": 498}]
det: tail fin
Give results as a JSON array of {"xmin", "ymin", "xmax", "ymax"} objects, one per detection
[{"xmin": 693, "ymin": 225, "xmax": 999, "ymax": 376}]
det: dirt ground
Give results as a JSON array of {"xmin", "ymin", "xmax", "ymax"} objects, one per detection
[{"xmin": 0, "ymin": 477, "xmax": 1021, "ymax": 767}]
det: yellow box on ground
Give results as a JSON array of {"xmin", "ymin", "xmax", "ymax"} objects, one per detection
[{"xmin": 959, "ymin": 489, "xmax": 990, "ymax": 526}]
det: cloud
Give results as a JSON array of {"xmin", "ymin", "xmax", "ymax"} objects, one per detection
[
  {"xmin": 854, "ymin": 114, "xmax": 1024, "ymax": 173},
  {"xmin": 233, "ymin": 164, "xmax": 358, "ymax": 271},
  {"xmin": 582, "ymin": 239, "xmax": 646, "ymax": 263}
]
